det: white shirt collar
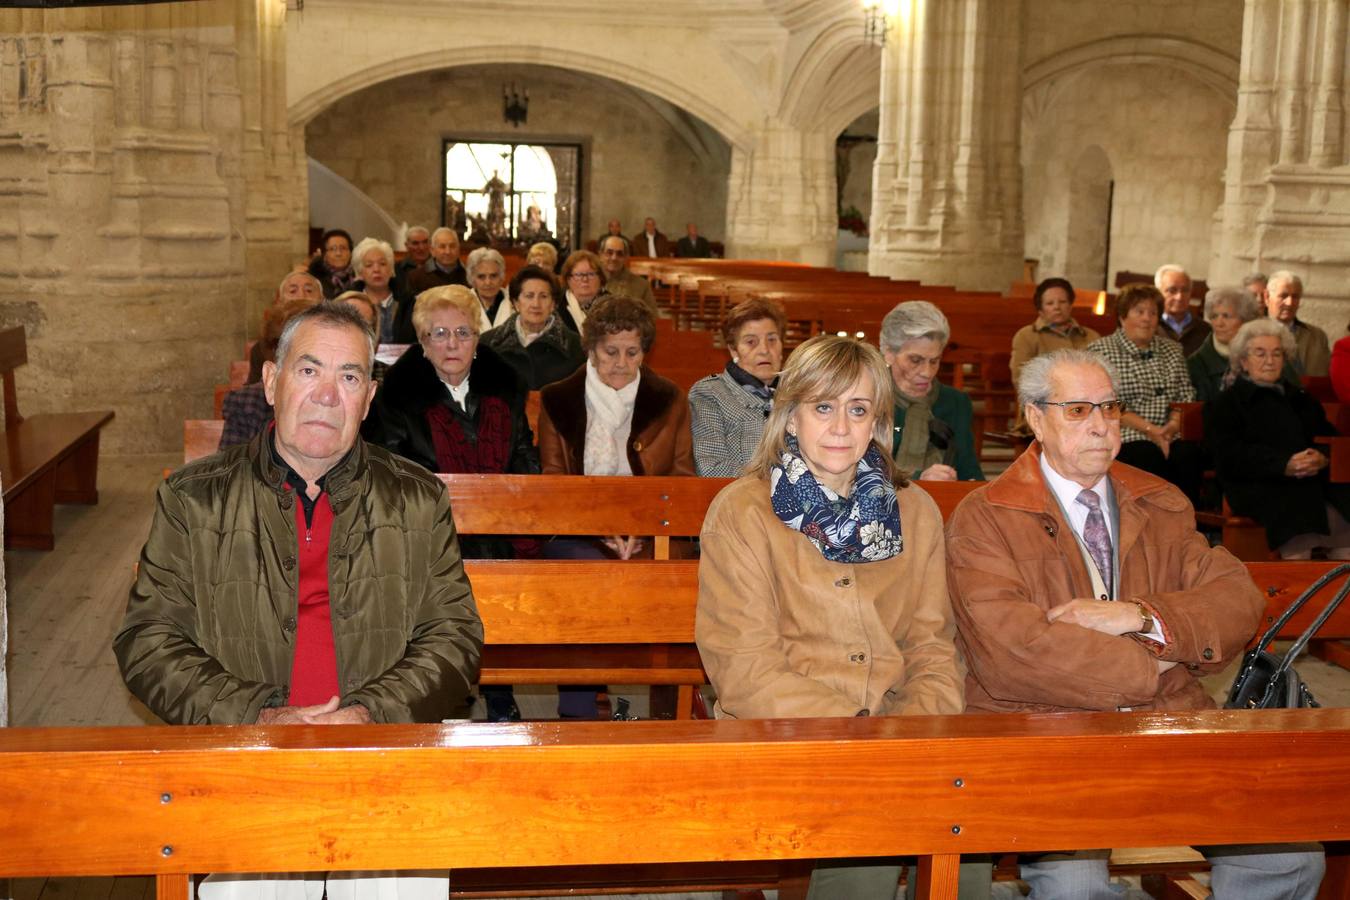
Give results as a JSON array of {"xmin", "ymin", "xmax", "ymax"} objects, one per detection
[
  {"xmin": 1039, "ymin": 451, "xmax": 1114, "ymax": 544},
  {"xmin": 443, "ymin": 375, "xmax": 470, "ymax": 409}
]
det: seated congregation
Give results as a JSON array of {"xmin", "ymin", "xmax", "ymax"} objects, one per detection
[{"xmin": 125, "ymin": 211, "xmax": 1350, "ymax": 899}]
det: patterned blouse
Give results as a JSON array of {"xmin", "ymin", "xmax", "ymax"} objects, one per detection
[{"xmin": 1088, "ymin": 330, "xmax": 1195, "ymax": 443}]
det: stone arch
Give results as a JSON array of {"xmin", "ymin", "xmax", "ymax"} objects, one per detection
[
  {"xmin": 778, "ymin": 21, "xmax": 882, "ymax": 138},
  {"xmin": 287, "ymin": 45, "xmax": 753, "ymax": 153},
  {"xmin": 1024, "ymin": 35, "xmax": 1239, "ymax": 106},
  {"xmin": 1064, "ymin": 145, "xmax": 1114, "ymax": 291}
]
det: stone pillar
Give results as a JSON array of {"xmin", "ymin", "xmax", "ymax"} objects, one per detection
[
  {"xmin": 0, "ymin": 1, "xmax": 306, "ymax": 453},
  {"xmin": 724, "ymin": 119, "xmax": 837, "ymax": 266},
  {"xmin": 867, "ymin": 0, "xmax": 1024, "ymax": 291},
  {"xmin": 1213, "ymin": 0, "xmax": 1350, "ymax": 335}
]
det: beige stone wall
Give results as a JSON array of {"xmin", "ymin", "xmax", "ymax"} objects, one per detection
[
  {"xmin": 1022, "ymin": 0, "xmax": 1244, "ymax": 71},
  {"xmin": 304, "ymin": 65, "xmax": 730, "ymax": 247},
  {"xmin": 1022, "ymin": 64, "xmax": 1234, "ymax": 285},
  {"xmin": 0, "ymin": 2, "xmax": 305, "ymax": 454}
]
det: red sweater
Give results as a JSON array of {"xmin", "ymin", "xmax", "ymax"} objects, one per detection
[{"xmin": 287, "ymin": 489, "xmax": 339, "ymax": 707}]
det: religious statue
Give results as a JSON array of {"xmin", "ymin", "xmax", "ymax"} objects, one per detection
[{"xmin": 484, "ymin": 171, "xmax": 508, "ymax": 240}]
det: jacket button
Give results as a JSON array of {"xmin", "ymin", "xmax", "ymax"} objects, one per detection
[
  {"xmin": 283, "ymin": 556, "xmax": 296, "ymax": 571},
  {"xmin": 1202, "ymin": 648, "xmax": 1214, "ymax": 661},
  {"xmin": 1043, "ymin": 524, "xmax": 1056, "ymax": 536},
  {"xmin": 632, "ymin": 440, "xmax": 643, "ymax": 452},
  {"xmin": 848, "ymin": 652, "xmax": 867, "ymax": 664},
  {"xmin": 280, "ymin": 495, "xmax": 293, "ymax": 510},
  {"xmin": 835, "ymin": 577, "xmax": 852, "ymax": 588},
  {"xmin": 283, "ymin": 617, "xmax": 296, "ymax": 632}
]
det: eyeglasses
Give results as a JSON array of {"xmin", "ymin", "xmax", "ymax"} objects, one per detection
[
  {"xmin": 569, "ymin": 271, "xmax": 598, "ymax": 280},
  {"xmin": 1034, "ymin": 399, "xmax": 1124, "ymax": 421},
  {"xmin": 426, "ymin": 326, "xmax": 475, "ymax": 344}
]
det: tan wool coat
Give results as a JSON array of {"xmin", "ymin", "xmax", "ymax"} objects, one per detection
[
  {"xmin": 696, "ymin": 476, "xmax": 964, "ymax": 719},
  {"xmin": 945, "ymin": 444, "xmax": 1263, "ymax": 714}
]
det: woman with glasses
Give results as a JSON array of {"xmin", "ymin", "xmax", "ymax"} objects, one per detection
[
  {"xmin": 363, "ymin": 284, "xmax": 538, "ymax": 721},
  {"xmin": 558, "ymin": 249, "xmax": 605, "ymax": 332},
  {"xmin": 1206, "ymin": 319, "xmax": 1350, "ymax": 558},
  {"xmin": 1088, "ymin": 283, "xmax": 1203, "ymax": 502},
  {"xmin": 307, "ymin": 228, "xmax": 357, "ymax": 299}
]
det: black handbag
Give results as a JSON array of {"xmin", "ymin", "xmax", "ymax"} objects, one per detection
[{"xmin": 1224, "ymin": 562, "xmax": 1350, "ymax": 709}]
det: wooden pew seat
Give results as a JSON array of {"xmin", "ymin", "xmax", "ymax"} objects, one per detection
[{"xmin": 0, "ymin": 326, "xmax": 114, "ymax": 550}]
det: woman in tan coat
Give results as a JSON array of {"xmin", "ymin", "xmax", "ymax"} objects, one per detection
[{"xmin": 696, "ymin": 335, "xmax": 970, "ymax": 899}]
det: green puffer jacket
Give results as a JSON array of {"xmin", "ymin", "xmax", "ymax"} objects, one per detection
[{"xmin": 114, "ymin": 434, "xmax": 483, "ymax": 726}]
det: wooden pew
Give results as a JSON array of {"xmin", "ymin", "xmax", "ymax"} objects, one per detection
[
  {"xmin": 184, "ymin": 420, "xmax": 225, "ymax": 463},
  {"xmin": 0, "ymin": 326, "xmax": 115, "ymax": 550},
  {"xmin": 0, "ymin": 712, "xmax": 1348, "ymax": 900}
]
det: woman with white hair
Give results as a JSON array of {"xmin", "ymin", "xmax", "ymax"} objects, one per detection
[
  {"xmin": 352, "ymin": 236, "xmax": 415, "ymax": 344},
  {"xmin": 879, "ymin": 301, "xmax": 982, "ymax": 481},
  {"xmin": 466, "ymin": 246, "xmax": 513, "ymax": 332},
  {"xmin": 1206, "ymin": 319, "xmax": 1350, "ymax": 558},
  {"xmin": 1186, "ymin": 285, "xmax": 1275, "ymax": 402}
]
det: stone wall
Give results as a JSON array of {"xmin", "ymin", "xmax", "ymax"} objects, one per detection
[
  {"xmin": 304, "ymin": 64, "xmax": 731, "ymax": 247},
  {"xmin": 0, "ymin": 2, "xmax": 305, "ymax": 454},
  {"xmin": 1022, "ymin": 64, "xmax": 1234, "ymax": 285}
]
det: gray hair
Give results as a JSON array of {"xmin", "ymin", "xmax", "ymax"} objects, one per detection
[
  {"xmin": 1241, "ymin": 272, "xmax": 1268, "ymax": 289},
  {"xmin": 1229, "ymin": 318, "xmax": 1296, "ymax": 374},
  {"xmin": 431, "ymin": 226, "xmax": 460, "ymax": 244},
  {"xmin": 1154, "ymin": 263, "xmax": 1189, "ymax": 288},
  {"xmin": 466, "ymin": 246, "xmax": 505, "ymax": 277},
  {"xmin": 278, "ymin": 271, "xmax": 322, "ymax": 296},
  {"xmin": 1267, "ymin": 269, "xmax": 1303, "ymax": 293},
  {"xmin": 405, "ymin": 225, "xmax": 430, "ymax": 241},
  {"xmin": 879, "ymin": 300, "xmax": 950, "ymax": 353},
  {"xmin": 1204, "ymin": 285, "xmax": 1260, "ymax": 322},
  {"xmin": 1018, "ymin": 349, "xmax": 1121, "ymax": 409},
  {"xmin": 274, "ymin": 302, "xmax": 376, "ymax": 377},
  {"xmin": 351, "ymin": 237, "xmax": 394, "ymax": 273}
]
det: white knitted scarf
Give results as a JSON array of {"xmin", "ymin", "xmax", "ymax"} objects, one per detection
[{"xmin": 583, "ymin": 359, "xmax": 640, "ymax": 476}]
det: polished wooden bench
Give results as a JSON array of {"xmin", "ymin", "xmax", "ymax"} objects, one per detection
[
  {"xmin": 440, "ymin": 476, "xmax": 985, "ymax": 720},
  {"xmin": 0, "ymin": 711, "xmax": 1347, "ymax": 900},
  {"xmin": 0, "ymin": 326, "xmax": 114, "ymax": 550}
]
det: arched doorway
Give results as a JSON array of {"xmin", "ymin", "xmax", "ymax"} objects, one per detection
[{"xmin": 1065, "ymin": 145, "xmax": 1114, "ymax": 291}]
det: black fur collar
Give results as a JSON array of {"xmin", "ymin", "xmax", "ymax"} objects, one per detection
[{"xmin": 379, "ymin": 342, "xmax": 521, "ymax": 415}]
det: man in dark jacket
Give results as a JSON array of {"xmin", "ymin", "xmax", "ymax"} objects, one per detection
[
  {"xmin": 117, "ymin": 302, "xmax": 482, "ymax": 728},
  {"xmin": 405, "ymin": 227, "xmax": 468, "ymax": 297},
  {"xmin": 946, "ymin": 348, "xmax": 1323, "ymax": 899}
]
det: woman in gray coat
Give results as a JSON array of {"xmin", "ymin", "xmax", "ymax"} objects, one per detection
[{"xmin": 687, "ymin": 298, "xmax": 786, "ymax": 476}]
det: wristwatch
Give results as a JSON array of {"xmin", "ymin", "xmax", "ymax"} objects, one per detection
[{"xmin": 1135, "ymin": 601, "xmax": 1155, "ymax": 634}]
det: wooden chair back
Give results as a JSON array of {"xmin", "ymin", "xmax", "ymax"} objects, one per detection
[
  {"xmin": 0, "ymin": 326, "xmax": 27, "ymax": 431},
  {"xmin": 184, "ymin": 420, "xmax": 224, "ymax": 463}
]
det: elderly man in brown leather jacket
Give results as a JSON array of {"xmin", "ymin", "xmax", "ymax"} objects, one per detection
[
  {"xmin": 115, "ymin": 303, "xmax": 482, "ymax": 900},
  {"xmin": 945, "ymin": 348, "xmax": 1323, "ymax": 900}
]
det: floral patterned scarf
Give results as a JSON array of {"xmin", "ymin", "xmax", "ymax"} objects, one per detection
[{"xmin": 769, "ymin": 436, "xmax": 903, "ymax": 563}]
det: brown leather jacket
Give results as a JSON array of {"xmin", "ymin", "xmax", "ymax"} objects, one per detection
[
  {"xmin": 945, "ymin": 444, "xmax": 1262, "ymax": 714},
  {"xmin": 537, "ymin": 365, "xmax": 695, "ymax": 476},
  {"xmin": 697, "ymin": 477, "xmax": 964, "ymax": 719}
]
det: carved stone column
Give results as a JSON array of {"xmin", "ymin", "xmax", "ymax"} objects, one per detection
[
  {"xmin": 724, "ymin": 119, "xmax": 838, "ymax": 266},
  {"xmin": 867, "ymin": 0, "xmax": 1024, "ymax": 291},
  {"xmin": 1213, "ymin": 0, "xmax": 1350, "ymax": 334},
  {"xmin": 0, "ymin": 1, "xmax": 305, "ymax": 453}
]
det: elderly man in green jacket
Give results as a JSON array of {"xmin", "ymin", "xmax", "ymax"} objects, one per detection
[
  {"xmin": 116, "ymin": 302, "xmax": 482, "ymax": 899},
  {"xmin": 117, "ymin": 301, "xmax": 482, "ymax": 728}
]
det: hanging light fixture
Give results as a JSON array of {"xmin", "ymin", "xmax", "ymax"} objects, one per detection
[
  {"xmin": 861, "ymin": 0, "xmax": 887, "ymax": 46},
  {"xmin": 861, "ymin": 0, "xmax": 907, "ymax": 47},
  {"xmin": 503, "ymin": 83, "xmax": 529, "ymax": 128}
]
